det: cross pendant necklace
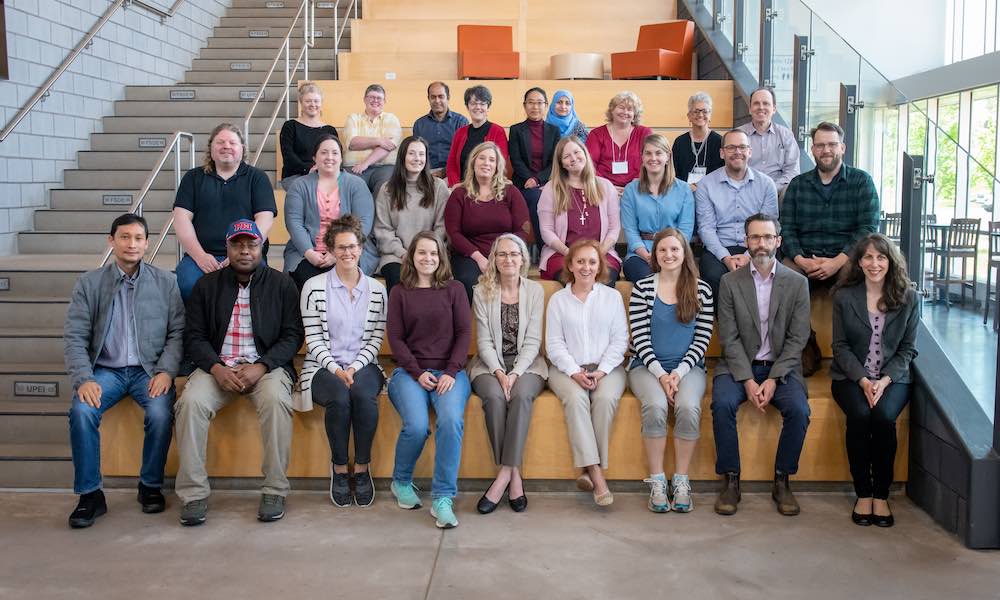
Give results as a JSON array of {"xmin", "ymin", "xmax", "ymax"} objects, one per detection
[{"xmin": 576, "ymin": 191, "xmax": 589, "ymax": 226}]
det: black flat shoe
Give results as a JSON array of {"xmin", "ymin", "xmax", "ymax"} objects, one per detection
[
  {"xmin": 508, "ymin": 493, "xmax": 527, "ymax": 513},
  {"xmin": 872, "ymin": 512, "xmax": 895, "ymax": 527},
  {"xmin": 851, "ymin": 510, "xmax": 873, "ymax": 526},
  {"xmin": 477, "ymin": 492, "xmax": 499, "ymax": 514},
  {"xmin": 137, "ymin": 483, "xmax": 166, "ymax": 514},
  {"xmin": 69, "ymin": 490, "xmax": 107, "ymax": 529}
]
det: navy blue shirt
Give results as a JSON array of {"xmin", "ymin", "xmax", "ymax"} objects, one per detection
[
  {"xmin": 412, "ymin": 110, "xmax": 469, "ymax": 170},
  {"xmin": 173, "ymin": 162, "xmax": 277, "ymax": 256}
]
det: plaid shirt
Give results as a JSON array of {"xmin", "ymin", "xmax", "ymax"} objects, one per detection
[
  {"xmin": 780, "ymin": 163, "xmax": 880, "ymax": 259},
  {"xmin": 219, "ymin": 281, "xmax": 260, "ymax": 366}
]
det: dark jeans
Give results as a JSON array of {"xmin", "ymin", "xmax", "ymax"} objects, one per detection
[
  {"xmin": 520, "ymin": 186, "xmax": 543, "ymax": 253},
  {"xmin": 699, "ymin": 245, "xmax": 746, "ymax": 298},
  {"xmin": 452, "ymin": 253, "xmax": 481, "ymax": 303},
  {"xmin": 622, "ymin": 255, "xmax": 652, "ymax": 282},
  {"xmin": 176, "ymin": 254, "xmax": 225, "ymax": 301},
  {"xmin": 69, "ymin": 366, "xmax": 174, "ymax": 494},
  {"xmin": 380, "ymin": 262, "xmax": 402, "ymax": 296},
  {"xmin": 832, "ymin": 379, "xmax": 910, "ymax": 499},
  {"xmin": 311, "ymin": 364, "xmax": 385, "ymax": 465},
  {"xmin": 290, "ymin": 260, "xmax": 333, "ymax": 291},
  {"xmin": 711, "ymin": 364, "xmax": 810, "ymax": 475}
]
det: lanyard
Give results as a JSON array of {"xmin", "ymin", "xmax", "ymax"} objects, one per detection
[
  {"xmin": 611, "ymin": 127, "xmax": 633, "ymax": 164},
  {"xmin": 690, "ymin": 134, "xmax": 707, "ymax": 168}
]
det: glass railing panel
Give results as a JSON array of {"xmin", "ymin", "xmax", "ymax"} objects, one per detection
[
  {"xmin": 769, "ymin": 0, "xmax": 813, "ymax": 118},
  {"xmin": 718, "ymin": 0, "xmax": 736, "ymax": 44},
  {"xmin": 803, "ymin": 13, "xmax": 861, "ymax": 132},
  {"xmin": 741, "ymin": 0, "xmax": 761, "ymax": 81}
]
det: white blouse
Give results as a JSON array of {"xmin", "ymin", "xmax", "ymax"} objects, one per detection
[{"xmin": 545, "ymin": 283, "xmax": 628, "ymax": 376}]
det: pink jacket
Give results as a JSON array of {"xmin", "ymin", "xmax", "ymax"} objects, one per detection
[{"xmin": 537, "ymin": 175, "xmax": 621, "ymax": 271}]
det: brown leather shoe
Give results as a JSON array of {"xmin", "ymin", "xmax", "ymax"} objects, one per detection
[
  {"xmin": 772, "ymin": 472, "xmax": 801, "ymax": 516},
  {"xmin": 714, "ymin": 472, "xmax": 740, "ymax": 515},
  {"xmin": 801, "ymin": 330, "xmax": 821, "ymax": 377}
]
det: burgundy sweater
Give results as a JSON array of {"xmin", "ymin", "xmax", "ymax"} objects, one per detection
[
  {"xmin": 386, "ymin": 280, "xmax": 471, "ymax": 378},
  {"xmin": 444, "ymin": 184, "xmax": 531, "ymax": 257}
]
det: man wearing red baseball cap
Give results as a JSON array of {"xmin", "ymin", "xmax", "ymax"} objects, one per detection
[{"xmin": 174, "ymin": 219, "xmax": 304, "ymax": 526}]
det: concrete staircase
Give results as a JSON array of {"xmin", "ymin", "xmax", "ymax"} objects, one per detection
[{"xmin": 0, "ymin": 0, "xmax": 358, "ymax": 488}]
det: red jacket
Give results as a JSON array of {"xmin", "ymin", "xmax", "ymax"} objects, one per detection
[{"xmin": 446, "ymin": 122, "xmax": 510, "ymax": 186}]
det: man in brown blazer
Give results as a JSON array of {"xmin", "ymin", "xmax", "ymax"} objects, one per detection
[{"xmin": 711, "ymin": 213, "xmax": 811, "ymax": 516}]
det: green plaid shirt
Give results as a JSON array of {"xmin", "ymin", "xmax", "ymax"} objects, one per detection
[{"xmin": 780, "ymin": 163, "xmax": 879, "ymax": 259}]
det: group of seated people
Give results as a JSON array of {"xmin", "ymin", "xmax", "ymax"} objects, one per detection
[{"xmin": 63, "ymin": 84, "xmax": 914, "ymax": 533}]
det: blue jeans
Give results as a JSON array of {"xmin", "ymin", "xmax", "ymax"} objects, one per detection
[
  {"xmin": 710, "ymin": 364, "xmax": 810, "ymax": 475},
  {"xmin": 387, "ymin": 368, "xmax": 471, "ymax": 498},
  {"xmin": 622, "ymin": 255, "xmax": 652, "ymax": 282},
  {"xmin": 69, "ymin": 366, "xmax": 175, "ymax": 494},
  {"xmin": 175, "ymin": 253, "xmax": 225, "ymax": 301}
]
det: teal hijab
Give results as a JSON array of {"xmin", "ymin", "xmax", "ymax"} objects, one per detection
[{"xmin": 546, "ymin": 90, "xmax": 581, "ymax": 138}]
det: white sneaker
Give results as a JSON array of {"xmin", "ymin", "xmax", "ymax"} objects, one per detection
[
  {"xmin": 672, "ymin": 474, "xmax": 693, "ymax": 513},
  {"xmin": 643, "ymin": 477, "xmax": 670, "ymax": 513}
]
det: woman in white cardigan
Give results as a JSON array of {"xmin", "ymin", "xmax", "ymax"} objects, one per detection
[
  {"xmin": 468, "ymin": 234, "xmax": 548, "ymax": 514},
  {"xmin": 537, "ymin": 136, "xmax": 622, "ymax": 284},
  {"xmin": 545, "ymin": 238, "xmax": 628, "ymax": 506},
  {"xmin": 299, "ymin": 214, "xmax": 387, "ymax": 508}
]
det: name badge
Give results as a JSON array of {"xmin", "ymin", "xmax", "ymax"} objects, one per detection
[
  {"xmin": 687, "ymin": 166, "xmax": 706, "ymax": 185},
  {"xmin": 611, "ymin": 160, "xmax": 628, "ymax": 175}
]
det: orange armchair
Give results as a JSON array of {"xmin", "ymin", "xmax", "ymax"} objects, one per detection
[
  {"xmin": 611, "ymin": 21, "xmax": 695, "ymax": 80},
  {"xmin": 457, "ymin": 25, "xmax": 520, "ymax": 79}
]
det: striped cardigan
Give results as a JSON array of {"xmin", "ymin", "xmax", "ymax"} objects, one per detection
[
  {"xmin": 627, "ymin": 273, "xmax": 714, "ymax": 380},
  {"xmin": 297, "ymin": 272, "xmax": 387, "ymax": 411}
]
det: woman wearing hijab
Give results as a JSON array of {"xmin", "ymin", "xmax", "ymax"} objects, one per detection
[{"xmin": 546, "ymin": 90, "xmax": 589, "ymax": 144}]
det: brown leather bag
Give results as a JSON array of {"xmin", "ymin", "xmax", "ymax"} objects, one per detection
[{"xmin": 801, "ymin": 330, "xmax": 822, "ymax": 377}]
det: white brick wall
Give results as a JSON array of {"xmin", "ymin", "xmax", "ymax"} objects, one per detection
[{"xmin": 0, "ymin": 0, "xmax": 232, "ymax": 254}]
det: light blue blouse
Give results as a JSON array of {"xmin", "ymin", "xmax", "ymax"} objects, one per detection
[{"xmin": 620, "ymin": 178, "xmax": 695, "ymax": 260}]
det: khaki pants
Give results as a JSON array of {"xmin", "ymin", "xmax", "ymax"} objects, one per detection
[
  {"xmin": 174, "ymin": 368, "xmax": 293, "ymax": 503},
  {"xmin": 547, "ymin": 366, "xmax": 626, "ymax": 469}
]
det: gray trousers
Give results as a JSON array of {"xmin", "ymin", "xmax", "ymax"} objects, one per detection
[
  {"xmin": 174, "ymin": 368, "xmax": 293, "ymax": 503},
  {"xmin": 627, "ymin": 365, "xmax": 705, "ymax": 439},
  {"xmin": 547, "ymin": 366, "xmax": 626, "ymax": 469},
  {"xmin": 472, "ymin": 371, "xmax": 545, "ymax": 467},
  {"xmin": 354, "ymin": 164, "xmax": 393, "ymax": 196}
]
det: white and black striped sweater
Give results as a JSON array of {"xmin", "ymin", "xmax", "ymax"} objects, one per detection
[{"xmin": 627, "ymin": 274, "xmax": 714, "ymax": 380}]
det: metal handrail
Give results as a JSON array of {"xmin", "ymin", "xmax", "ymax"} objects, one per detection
[
  {"xmin": 1, "ymin": 0, "xmax": 186, "ymax": 142},
  {"xmin": 243, "ymin": 0, "xmax": 316, "ymax": 166},
  {"xmin": 333, "ymin": 0, "xmax": 359, "ymax": 79},
  {"xmin": 100, "ymin": 131, "xmax": 196, "ymax": 266}
]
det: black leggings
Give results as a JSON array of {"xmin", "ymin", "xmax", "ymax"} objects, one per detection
[
  {"xmin": 451, "ymin": 253, "xmax": 481, "ymax": 303},
  {"xmin": 831, "ymin": 379, "xmax": 910, "ymax": 499},
  {"xmin": 312, "ymin": 364, "xmax": 385, "ymax": 466},
  {"xmin": 290, "ymin": 261, "xmax": 332, "ymax": 291}
]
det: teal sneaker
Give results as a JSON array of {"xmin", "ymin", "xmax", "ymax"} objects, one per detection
[
  {"xmin": 672, "ymin": 473, "xmax": 693, "ymax": 513},
  {"xmin": 430, "ymin": 497, "xmax": 458, "ymax": 529},
  {"xmin": 643, "ymin": 477, "xmax": 671, "ymax": 513},
  {"xmin": 391, "ymin": 480, "xmax": 422, "ymax": 509}
]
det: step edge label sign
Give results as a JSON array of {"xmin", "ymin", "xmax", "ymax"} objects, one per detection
[
  {"xmin": 230, "ymin": 62, "xmax": 252, "ymax": 71},
  {"xmin": 317, "ymin": 1, "xmax": 334, "ymax": 7},
  {"xmin": 239, "ymin": 90, "xmax": 258, "ymax": 101},
  {"xmin": 15, "ymin": 382, "xmax": 59, "ymax": 397},
  {"xmin": 0, "ymin": 277, "xmax": 9, "ymax": 291},
  {"xmin": 103, "ymin": 194, "xmax": 133, "ymax": 206},
  {"xmin": 138, "ymin": 137, "xmax": 166, "ymax": 148},
  {"xmin": 169, "ymin": 89, "xmax": 196, "ymax": 101},
  {"xmin": 249, "ymin": 30, "xmax": 270, "ymax": 38},
  {"xmin": 265, "ymin": 1, "xmax": 285, "ymax": 7}
]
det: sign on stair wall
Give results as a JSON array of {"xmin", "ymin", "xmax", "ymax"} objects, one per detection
[
  {"xmin": 15, "ymin": 382, "xmax": 58, "ymax": 397},
  {"xmin": 169, "ymin": 89, "xmax": 196, "ymax": 101},
  {"xmin": 249, "ymin": 30, "xmax": 270, "ymax": 38},
  {"xmin": 138, "ymin": 137, "xmax": 166, "ymax": 149},
  {"xmin": 230, "ymin": 62, "xmax": 252, "ymax": 71},
  {"xmin": 102, "ymin": 194, "xmax": 132, "ymax": 206}
]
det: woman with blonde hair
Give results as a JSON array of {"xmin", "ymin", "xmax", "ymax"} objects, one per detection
[
  {"xmin": 279, "ymin": 82, "xmax": 339, "ymax": 190},
  {"xmin": 627, "ymin": 228, "xmax": 713, "ymax": 513},
  {"xmin": 621, "ymin": 134, "xmax": 695, "ymax": 282},
  {"xmin": 386, "ymin": 231, "xmax": 472, "ymax": 529},
  {"xmin": 445, "ymin": 141, "xmax": 531, "ymax": 301},
  {"xmin": 545, "ymin": 239, "xmax": 628, "ymax": 506},
  {"xmin": 586, "ymin": 91, "xmax": 653, "ymax": 194},
  {"xmin": 538, "ymin": 136, "xmax": 622, "ymax": 284},
  {"xmin": 468, "ymin": 234, "xmax": 547, "ymax": 514}
]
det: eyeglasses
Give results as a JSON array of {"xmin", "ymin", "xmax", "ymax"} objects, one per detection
[
  {"xmin": 747, "ymin": 234, "xmax": 778, "ymax": 243},
  {"xmin": 365, "ymin": 95, "xmax": 385, "ymax": 103},
  {"xmin": 334, "ymin": 243, "xmax": 360, "ymax": 253},
  {"xmin": 723, "ymin": 144, "xmax": 751, "ymax": 153},
  {"xmin": 495, "ymin": 251, "xmax": 522, "ymax": 260},
  {"xmin": 689, "ymin": 108, "xmax": 710, "ymax": 116},
  {"xmin": 468, "ymin": 100, "xmax": 489, "ymax": 108}
]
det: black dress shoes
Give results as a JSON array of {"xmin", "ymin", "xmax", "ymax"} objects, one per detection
[
  {"xmin": 872, "ymin": 505, "xmax": 895, "ymax": 528},
  {"xmin": 477, "ymin": 492, "xmax": 500, "ymax": 514},
  {"xmin": 69, "ymin": 489, "xmax": 107, "ymax": 528},
  {"xmin": 137, "ymin": 483, "xmax": 166, "ymax": 514},
  {"xmin": 851, "ymin": 510, "xmax": 873, "ymax": 526},
  {"xmin": 508, "ymin": 493, "xmax": 528, "ymax": 512}
]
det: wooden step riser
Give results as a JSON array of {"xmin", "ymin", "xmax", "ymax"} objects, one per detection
[
  {"xmin": 0, "ymin": 414, "xmax": 68, "ymax": 445},
  {"xmin": 0, "ymin": 373, "xmax": 73, "ymax": 404},
  {"xmin": 0, "ymin": 459, "xmax": 73, "ymax": 488}
]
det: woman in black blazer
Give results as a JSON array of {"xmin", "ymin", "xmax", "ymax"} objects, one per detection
[
  {"xmin": 831, "ymin": 233, "xmax": 919, "ymax": 528},
  {"xmin": 509, "ymin": 87, "xmax": 559, "ymax": 263}
]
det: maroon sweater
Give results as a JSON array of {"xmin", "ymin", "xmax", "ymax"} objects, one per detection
[
  {"xmin": 386, "ymin": 280, "xmax": 471, "ymax": 379},
  {"xmin": 444, "ymin": 184, "xmax": 531, "ymax": 257}
]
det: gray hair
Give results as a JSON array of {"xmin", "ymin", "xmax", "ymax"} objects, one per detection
[{"xmin": 687, "ymin": 91, "xmax": 713, "ymax": 112}]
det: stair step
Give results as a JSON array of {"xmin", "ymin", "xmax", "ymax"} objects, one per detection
[
  {"xmin": 33, "ymin": 209, "xmax": 171, "ymax": 233},
  {"xmin": 0, "ymin": 256, "xmax": 175, "ymax": 297},
  {"xmin": 76, "ymin": 151, "xmax": 275, "ymax": 171},
  {"xmin": 89, "ymin": 133, "xmax": 273, "ymax": 153},
  {"xmin": 211, "ymin": 25, "xmax": 349, "ymax": 38},
  {"xmin": 232, "ymin": 0, "xmax": 359, "ymax": 8},
  {"xmin": 220, "ymin": 16, "xmax": 350, "ymax": 28},
  {"xmin": 0, "ymin": 413, "xmax": 69, "ymax": 445},
  {"xmin": 0, "ymin": 329, "xmax": 67, "ymax": 364},
  {"xmin": 123, "ymin": 84, "xmax": 295, "ymax": 103},
  {"xmin": 0, "ymin": 399, "xmax": 69, "ymax": 415},
  {"xmin": 200, "ymin": 47, "xmax": 332, "ymax": 60},
  {"xmin": 50, "ymin": 190, "xmax": 177, "ymax": 211},
  {"xmin": 0, "ymin": 297, "xmax": 69, "ymax": 329},
  {"xmin": 190, "ymin": 58, "xmax": 337, "ymax": 72},
  {"xmin": 226, "ymin": 7, "xmax": 350, "ymax": 18},
  {"xmin": 183, "ymin": 71, "xmax": 335, "ymax": 84},
  {"xmin": 111, "ymin": 100, "xmax": 279, "ymax": 118},
  {"xmin": 16, "ymin": 232, "xmax": 285, "ymax": 260},
  {"xmin": 0, "ymin": 363, "xmax": 72, "ymax": 404},
  {"xmin": 62, "ymin": 169, "xmax": 275, "ymax": 190},
  {"xmin": 207, "ymin": 36, "xmax": 339, "ymax": 49},
  {"xmin": 101, "ymin": 115, "xmax": 283, "ymax": 134},
  {"xmin": 0, "ymin": 454, "xmax": 73, "ymax": 488}
]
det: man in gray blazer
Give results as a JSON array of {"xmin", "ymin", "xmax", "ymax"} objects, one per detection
[
  {"xmin": 64, "ymin": 214, "xmax": 185, "ymax": 528},
  {"xmin": 711, "ymin": 213, "xmax": 811, "ymax": 516}
]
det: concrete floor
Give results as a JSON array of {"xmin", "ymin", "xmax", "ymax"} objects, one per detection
[{"xmin": 1, "ymin": 490, "xmax": 998, "ymax": 599}]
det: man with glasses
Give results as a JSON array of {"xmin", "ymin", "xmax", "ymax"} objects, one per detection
[
  {"xmin": 174, "ymin": 219, "xmax": 304, "ymax": 526},
  {"xmin": 738, "ymin": 87, "xmax": 800, "ymax": 196},
  {"xmin": 343, "ymin": 84, "xmax": 403, "ymax": 195},
  {"xmin": 711, "ymin": 213, "xmax": 811, "ymax": 517},
  {"xmin": 695, "ymin": 129, "xmax": 778, "ymax": 297},
  {"xmin": 780, "ymin": 121, "xmax": 879, "ymax": 285},
  {"xmin": 413, "ymin": 81, "xmax": 469, "ymax": 177}
]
